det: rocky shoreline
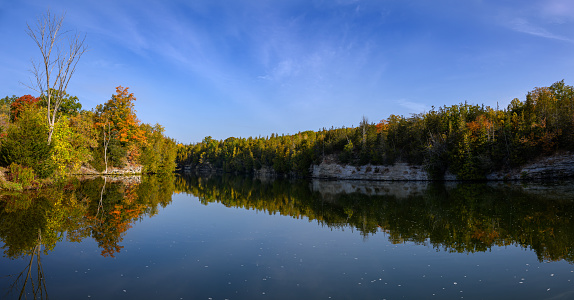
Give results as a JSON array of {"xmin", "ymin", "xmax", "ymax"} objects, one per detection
[{"xmin": 76, "ymin": 163, "xmax": 143, "ymax": 176}]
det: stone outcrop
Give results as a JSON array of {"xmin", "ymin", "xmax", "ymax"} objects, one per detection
[
  {"xmin": 105, "ymin": 164, "xmax": 142, "ymax": 175},
  {"xmin": 486, "ymin": 152, "xmax": 574, "ymax": 180},
  {"xmin": 76, "ymin": 163, "xmax": 143, "ymax": 175},
  {"xmin": 311, "ymin": 162, "xmax": 429, "ymax": 181},
  {"xmin": 310, "ymin": 152, "xmax": 574, "ymax": 181}
]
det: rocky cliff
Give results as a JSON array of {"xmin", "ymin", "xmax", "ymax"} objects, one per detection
[
  {"xmin": 311, "ymin": 152, "xmax": 574, "ymax": 181},
  {"xmin": 485, "ymin": 152, "xmax": 574, "ymax": 180},
  {"xmin": 311, "ymin": 162, "xmax": 429, "ymax": 180}
]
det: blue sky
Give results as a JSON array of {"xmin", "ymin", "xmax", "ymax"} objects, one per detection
[{"xmin": 1, "ymin": 0, "xmax": 573, "ymax": 143}]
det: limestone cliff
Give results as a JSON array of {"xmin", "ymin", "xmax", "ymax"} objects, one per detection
[
  {"xmin": 311, "ymin": 162, "xmax": 429, "ymax": 180},
  {"xmin": 310, "ymin": 152, "xmax": 574, "ymax": 181}
]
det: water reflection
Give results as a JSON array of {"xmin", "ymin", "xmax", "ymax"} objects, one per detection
[
  {"xmin": 1, "ymin": 174, "xmax": 574, "ymax": 298},
  {"xmin": 0, "ymin": 175, "xmax": 175, "ymax": 299},
  {"xmin": 175, "ymin": 175, "xmax": 574, "ymax": 263},
  {"xmin": 7, "ymin": 229, "xmax": 47, "ymax": 299},
  {"xmin": 1, "ymin": 174, "xmax": 573, "ymax": 264}
]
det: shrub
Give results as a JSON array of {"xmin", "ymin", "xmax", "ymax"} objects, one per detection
[
  {"xmin": 0, "ymin": 180, "xmax": 23, "ymax": 191},
  {"xmin": 0, "ymin": 106, "xmax": 54, "ymax": 178},
  {"xmin": 8, "ymin": 163, "xmax": 35, "ymax": 187}
]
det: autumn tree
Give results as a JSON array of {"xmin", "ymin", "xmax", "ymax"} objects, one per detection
[
  {"xmin": 24, "ymin": 10, "xmax": 87, "ymax": 144},
  {"xmin": 94, "ymin": 86, "xmax": 146, "ymax": 172},
  {"xmin": 10, "ymin": 95, "xmax": 40, "ymax": 122}
]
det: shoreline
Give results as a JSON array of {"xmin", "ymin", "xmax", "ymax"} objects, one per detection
[{"xmin": 180, "ymin": 151, "xmax": 574, "ymax": 182}]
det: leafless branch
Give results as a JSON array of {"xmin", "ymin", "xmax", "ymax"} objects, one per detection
[{"xmin": 22, "ymin": 9, "xmax": 87, "ymax": 144}]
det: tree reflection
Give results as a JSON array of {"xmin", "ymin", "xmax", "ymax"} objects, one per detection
[
  {"xmin": 175, "ymin": 175, "xmax": 574, "ymax": 263},
  {"xmin": 0, "ymin": 174, "xmax": 175, "ymax": 259},
  {"xmin": 0, "ymin": 174, "xmax": 175, "ymax": 298},
  {"xmin": 7, "ymin": 229, "xmax": 48, "ymax": 300},
  {"xmin": 1, "ymin": 172, "xmax": 573, "ymax": 287}
]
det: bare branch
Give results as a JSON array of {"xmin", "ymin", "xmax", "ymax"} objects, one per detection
[{"xmin": 23, "ymin": 9, "xmax": 87, "ymax": 144}]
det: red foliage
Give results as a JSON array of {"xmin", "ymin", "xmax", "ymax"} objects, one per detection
[{"xmin": 10, "ymin": 95, "xmax": 39, "ymax": 121}]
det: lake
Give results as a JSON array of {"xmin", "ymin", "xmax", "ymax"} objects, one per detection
[{"xmin": 1, "ymin": 174, "xmax": 574, "ymax": 299}]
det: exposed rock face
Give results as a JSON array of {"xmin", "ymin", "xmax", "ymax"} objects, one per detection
[
  {"xmin": 311, "ymin": 162, "xmax": 429, "ymax": 181},
  {"xmin": 76, "ymin": 163, "xmax": 143, "ymax": 175},
  {"xmin": 486, "ymin": 152, "xmax": 574, "ymax": 180},
  {"xmin": 311, "ymin": 152, "xmax": 574, "ymax": 181},
  {"xmin": 105, "ymin": 164, "xmax": 142, "ymax": 175}
]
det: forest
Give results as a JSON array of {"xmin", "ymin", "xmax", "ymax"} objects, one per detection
[
  {"xmin": 0, "ymin": 86, "xmax": 177, "ymax": 190},
  {"xmin": 177, "ymin": 80, "xmax": 574, "ymax": 180}
]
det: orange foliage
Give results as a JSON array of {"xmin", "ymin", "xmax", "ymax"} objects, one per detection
[
  {"xmin": 467, "ymin": 115, "xmax": 492, "ymax": 135},
  {"xmin": 95, "ymin": 86, "xmax": 147, "ymax": 151},
  {"xmin": 472, "ymin": 229, "xmax": 500, "ymax": 244},
  {"xmin": 375, "ymin": 119, "xmax": 389, "ymax": 133},
  {"xmin": 466, "ymin": 115, "xmax": 493, "ymax": 144}
]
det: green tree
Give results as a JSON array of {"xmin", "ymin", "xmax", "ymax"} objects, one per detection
[
  {"xmin": 0, "ymin": 106, "xmax": 54, "ymax": 178},
  {"xmin": 140, "ymin": 124, "xmax": 177, "ymax": 174},
  {"xmin": 50, "ymin": 114, "xmax": 96, "ymax": 177},
  {"xmin": 39, "ymin": 89, "xmax": 82, "ymax": 117}
]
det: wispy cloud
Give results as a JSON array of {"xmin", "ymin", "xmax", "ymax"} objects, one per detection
[
  {"xmin": 509, "ymin": 18, "xmax": 572, "ymax": 42},
  {"xmin": 397, "ymin": 99, "xmax": 429, "ymax": 114}
]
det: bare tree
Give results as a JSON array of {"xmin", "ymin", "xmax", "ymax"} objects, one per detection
[
  {"xmin": 24, "ymin": 10, "xmax": 87, "ymax": 144},
  {"xmin": 360, "ymin": 115, "xmax": 369, "ymax": 147},
  {"xmin": 102, "ymin": 122, "xmax": 112, "ymax": 173}
]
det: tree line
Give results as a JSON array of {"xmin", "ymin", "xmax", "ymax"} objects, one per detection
[
  {"xmin": 177, "ymin": 80, "xmax": 574, "ymax": 180},
  {"xmin": 0, "ymin": 86, "xmax": 177, "ymax": 189}
]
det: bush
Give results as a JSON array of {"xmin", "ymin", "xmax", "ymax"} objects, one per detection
[
  {"xmin": 0, "ymin": 180, "xmax": 23, "ymax": 191},
  {"xmin": 8, "ymin": 163, "xmax": 35, "ymax": 187},
  {"xmin": 0, "ymin": 106, "xmax": 54, "ymax": 178}
]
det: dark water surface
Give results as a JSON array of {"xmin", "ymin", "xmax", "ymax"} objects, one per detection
[{"xmin": 1, "ymin": 175, "xmax": 574, "ymax": 299}]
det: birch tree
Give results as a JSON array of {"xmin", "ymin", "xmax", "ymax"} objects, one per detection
[{"xmin": 24, "ymin": 10, "xmax": 87, "ymax": 144}]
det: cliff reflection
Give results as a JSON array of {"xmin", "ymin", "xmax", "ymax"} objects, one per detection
[{"xmin": 175, "ymin": 175, "xmax": 574, "ymax": 263}]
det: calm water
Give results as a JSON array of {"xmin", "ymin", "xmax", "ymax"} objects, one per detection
[{"xmin": 1, "ymin": 175, "xmax": 574, "ymax": 299}]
